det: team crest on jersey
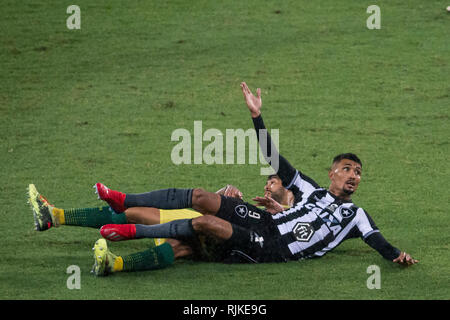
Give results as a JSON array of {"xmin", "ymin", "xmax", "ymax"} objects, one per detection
[
  {"xmin": 235, "ymin": 205, "xmax": 248, "ymax": 218},
  {"xmin": 340, "ymin": 207, "xmax": 355, "ymax": 218},
  {"xmin": 293, "ymin": 222, "xmax": 315, "ymax": 242}
]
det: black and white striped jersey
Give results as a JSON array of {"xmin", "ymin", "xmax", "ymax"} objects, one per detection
[
  {"xmin": 272, "ymin": 170, "xmax": 379, "ymax": 259},
  {"xmin": 252, "ymin": 114, "xmax": 400, "ymax": 261}
]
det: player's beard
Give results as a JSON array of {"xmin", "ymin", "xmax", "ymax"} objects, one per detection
[
  {"xmin": 343, "ymin": 180, "xmax": 357, "ymax": 195},
  {"xmin": 265, "ymin": 189, "xmax": 284, "ymax": 204},
  {"xmin": 342, "ymin": 188, "xmax": 354, "ymax": 195}
]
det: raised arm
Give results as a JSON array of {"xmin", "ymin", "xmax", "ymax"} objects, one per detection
[
  {"xmin": 240, "ymin": 82, "xmax": 322, "ymax": 198},
  {"xmin": 252, "ymin": 115, "xmax": 297, "ymax": 187}
]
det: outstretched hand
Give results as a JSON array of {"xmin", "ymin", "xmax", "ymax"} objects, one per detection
[
  {"xmin": 253, "ymin": 196, "xmax": 284, "ymax": 214},
  {"xmin": 240, "ymin": 82, "xmax": 262, "ymax": 118},
  {"xmin": 393, "ymin": 251, "xmax": 419, "ymax": 266}
]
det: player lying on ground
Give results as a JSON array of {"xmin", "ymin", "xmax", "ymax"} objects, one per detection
[
  {"xmin": 90, "ymin": 82, "xmax": 418, "ymax": 276},
  {"xmin": 28, "ymin": 175, "xmax": 294, "ymax": 273}
]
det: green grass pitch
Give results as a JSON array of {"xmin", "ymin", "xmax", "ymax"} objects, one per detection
[{"xmin": 1, "ymin": 0, "xmax": 449, "ymax": 300}]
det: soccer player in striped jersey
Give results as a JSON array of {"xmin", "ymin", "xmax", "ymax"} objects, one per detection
[
  {"xmin": 240, "ymin": 82, "xmax": 417, "ymax": 263},
  {"xmin": 97, "ymin": 82, "xmax": 417, "ymax": 271}
]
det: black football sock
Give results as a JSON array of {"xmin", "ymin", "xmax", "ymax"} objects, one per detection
[
  {"xmin": 134, "ymin": 219, "xmax": 195, "ymax": 240},
  {"xmin": 124, "ymin": 188, "xmax": 193, "ymax": 209}
]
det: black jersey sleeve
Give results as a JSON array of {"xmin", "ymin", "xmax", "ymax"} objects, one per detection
[
  {"xmin": 252, "ymin": 115, "xmax": 296, "ymax": 186},
  {"xmin": 364, "ymin": 232, "xmax": 401, "ymax": 261},
  {"xmin": 252, "ymin": 115, "xmax": 320, "ymax": 196},
  {"xmin": 355, "ymin": 209, "xmax": 401, "ymax": 261}
]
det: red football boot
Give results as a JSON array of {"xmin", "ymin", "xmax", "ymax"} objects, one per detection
[
  {"xmin": 94, "ymin": 183, "xmax": 127, "ymax": 213},
  {"xmin": 100, "ymin": 224, "xmax": 137, "ymax": 241}
]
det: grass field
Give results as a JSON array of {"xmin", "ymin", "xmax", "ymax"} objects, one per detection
[{"xmin": 1, "ymin": 0, "xmax": 449, "ymax": 300}]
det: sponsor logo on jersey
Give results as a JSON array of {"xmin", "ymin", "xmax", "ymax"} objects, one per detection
[
  {"xmin": 293, "ymin": 222, "xmax": 315, "ymax": 242},
  {"xmin": 325, "ymin": 203, "xmax": 338, "ymax": 213}
]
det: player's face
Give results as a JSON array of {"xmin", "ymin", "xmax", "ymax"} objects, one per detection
[
  {"xmin": 264, "ymin": 177, "xmax": 285, "ymax": 203},
  {"xmin": 328, "ymin": 159, "xmax": 362, "ymax": 199}
]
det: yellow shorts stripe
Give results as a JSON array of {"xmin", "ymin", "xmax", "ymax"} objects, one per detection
[{"xmin": 159, "ymin": 209, "xmax": 203, "ymax": 224}]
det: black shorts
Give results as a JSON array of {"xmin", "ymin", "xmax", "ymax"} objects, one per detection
[{"xmin": 215, "ymin": 195, "xmax": 289, "ymax": 263}]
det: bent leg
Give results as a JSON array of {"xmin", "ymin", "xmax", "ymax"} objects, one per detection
[
  {"xmin": 133, "ymin": 215, "xmax": 232, "ymax": 241},
  {"xmin": 107, "ymin": 216, "xmax": 232, "ymax": 242},
  {"xmin": 123, "ymin": 187, "xmax": 221, "ymax": 216}
]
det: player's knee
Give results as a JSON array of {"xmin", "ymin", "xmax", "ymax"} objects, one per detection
[
  {"xmin": 191, "ymin": 188, "xmax": 221, "ymax": 215},
  {"xmin": 191, "ymin": 215, "xmax": 216, "ymax": 233},
  {"xmin": 191, "ymin": 188, "xmax": 208, "ymax": 206}
]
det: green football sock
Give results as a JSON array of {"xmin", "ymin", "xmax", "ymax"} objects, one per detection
[
  {"xmin": 63, "ymin": 206, "xmax": 128, "ymax": 228},
  {"xmin": 122, "ymin": 242, "xmax": 175, "ymax": 272}
]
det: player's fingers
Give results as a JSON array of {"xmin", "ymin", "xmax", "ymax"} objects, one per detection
[
  {"xmin": 402, "ymin": 253, "xmax": 412, "ymax": 265},
  {"xmin": 241, "ymin": 84, "xmax": 247, "ymax": 97},
  {"xmin": 244, "ymin": 83, "xmax": 251, "ymax": 95},
  {"xmin": 405, "ymin": 255, "xmax": 412, "ymax": 265},
  {"xmin": 406, "ymin": 254, "xmax": 418, "ymax": 265},
  {"xmin": 241, "ymin": 82, "xmax": 249, "ymax": 97},
  {"xmin": 402, "ymin": 252, "xmax": 408, "ymax": 263},
  {"xmin": 257, "ymin": 88, "xmax": 261, "ymax": 99},
  {"xmin": 393, "ymin": 251, "xmax": 405, "ymax": 263},
  {"xmin": 254, "ymin": 198, "xmax": 268, "ymax": 206}
]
